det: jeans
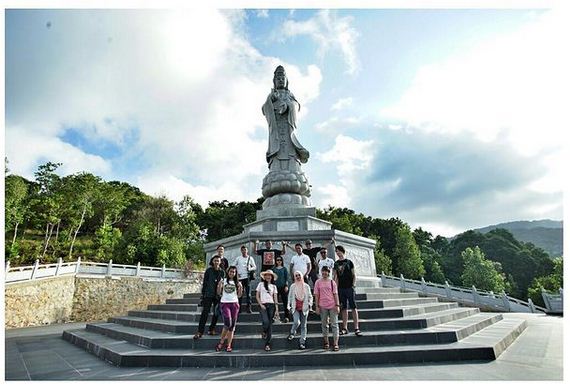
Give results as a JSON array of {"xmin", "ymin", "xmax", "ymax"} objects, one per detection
[
  {"xmin": 319, "ymin": 307, "xmax": 339, "ymax": 339},
  {"xmin": 290, "ymin": 310, "xmax": 308, "ymax": 344},
  {"xmin": 197, "ymin": 296, "xmax": 219, "ymax": 333},
  {"xmin": 259, "ymin": 303, "xmax": 276, "ymax": 345},
  {"xmin": 239, "ymin": 278, "xmax": 251, "ymax": 306},
  {"xmin": 277, "ymin": 286, "xmax": 290, "ymax": 320}
]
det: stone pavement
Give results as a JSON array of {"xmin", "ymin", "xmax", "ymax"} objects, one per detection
[{"xmin": 3, "ymin": 313, "xmax": 563, "ymax": 381}]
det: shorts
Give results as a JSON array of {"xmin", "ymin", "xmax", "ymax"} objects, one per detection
[{"xmin": 338, "ymin": 287, "xmax": 357, "ymax": 310}]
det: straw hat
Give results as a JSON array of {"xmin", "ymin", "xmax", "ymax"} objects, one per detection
[{"xmin": 260, "ymin": 270, "xmax": 278, "ymax": 281}]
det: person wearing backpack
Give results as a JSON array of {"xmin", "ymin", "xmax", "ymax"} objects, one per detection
[{"xmin": 314, "ymin": 265, "xmax": 341, "ymax": 351}]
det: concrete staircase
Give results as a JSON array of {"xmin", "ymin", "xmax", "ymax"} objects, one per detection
[{"xmin": 62, "ymin": 286, "xmax": 527, "ymax": 368}]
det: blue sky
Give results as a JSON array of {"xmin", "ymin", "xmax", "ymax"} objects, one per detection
[{"xmin": 4, "ymin": 7, "xmax": 566, "ymax": 236}]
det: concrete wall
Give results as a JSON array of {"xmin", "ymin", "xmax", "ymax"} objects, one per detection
[{"xmin": 5, "ymin": 273, "xmax": 202, "ymax": 328}]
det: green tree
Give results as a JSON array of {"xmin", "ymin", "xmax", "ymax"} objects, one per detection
[
  {"xmin": 527, "ymin": 257, "xmax": 563, "ymax": 307},
  {"xmin": 5, "ymin": 175, "xmax": 30, "ymax": 249},
  {"xmin": 392, "ymin": 224, "xmax": 425, "ymax": 279},
  {"xmin": 370, "ymin": 235, "xmax": 392, "ymax": 275},
  {"xmin": 461, "ymin": 246, "xmax": 506, "ymax": 292},
  {"xmin": 421, "ymin": 247, "xmax": 446, "ymax": 284}
]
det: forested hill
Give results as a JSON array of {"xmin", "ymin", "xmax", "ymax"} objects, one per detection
[{"xmin": 472, "ymin": 220, "xmax": 563, "ymax": 258}]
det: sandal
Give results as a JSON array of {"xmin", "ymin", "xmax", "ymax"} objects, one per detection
[
  {"xmin": 193, "ymin": 332, "xmax": 203, "ymax": 340},
  {"xmin": 323, "ymin": 342, "xmax": 330, "ymax": 350},
  {"xmin": 333, "ymin": 345, "xmax": 339, "ymax": 352},
  {"xmin": 339, "ymin": 329, "xmax": 348, "ymax": 335},
  {"xmin": 355, "ymin": 329, "xmax": 363, "ymax": 336},
  {"xmin": 215, "ymin": 342, "xmax": 224, "ymax": 352},
  {"xmin": 226, "ymin": 345, "xmax": 233, "ymax": 352},
  {"xmin": 264, "ymin": 344, "xmax": 271, "ymax": 352}
]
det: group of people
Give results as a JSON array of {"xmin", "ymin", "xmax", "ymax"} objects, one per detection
[{"xmin": 193, "ymin": 239, "xmax": 362, "ymax": 353}]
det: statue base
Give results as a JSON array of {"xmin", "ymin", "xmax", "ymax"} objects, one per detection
[{"xmin": 204, "ymin": 206, "xmax": 377, "ymax": 279}]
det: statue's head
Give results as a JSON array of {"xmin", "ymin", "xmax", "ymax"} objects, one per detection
[{"xmin": 273, "ymin": 65, "xmax": 288, "ymax": 90}]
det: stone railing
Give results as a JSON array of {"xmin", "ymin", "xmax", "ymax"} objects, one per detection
[
  {"xmin": 541, "ymin": 288, "xmax": 563, "ymax": 314},
  {"xmin": 5, "ymin": 258, "xmax": 186, "ymax": 283},
  {"xmin": 379, "ymin": 272, "xmax": 549, "ymax": 314}
]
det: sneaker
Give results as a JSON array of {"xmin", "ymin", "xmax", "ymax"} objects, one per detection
[
  {"xmin": 299, "ymin": 343, "xmax": 306, "ymax": 350},
  {"xmin": 287, "ymin": 334, "xmax": 294, "ymax": 341},
  {"xmin": 193, "ymin": 332, "xmax": 203, "ymax": 340}
]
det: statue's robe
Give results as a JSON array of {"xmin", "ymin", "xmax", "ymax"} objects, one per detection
[{"xmin": 262, "ymin": 89, "xmax": 309, "ymax": 166}]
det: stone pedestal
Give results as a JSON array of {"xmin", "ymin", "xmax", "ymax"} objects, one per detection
[{"xmin": 204, "ymin": 208, "xmax": 377, "ymax": 281}]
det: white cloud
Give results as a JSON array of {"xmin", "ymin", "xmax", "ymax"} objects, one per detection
[
  {"xmin": 379, "ymin": 10, "xmax": 567, "ymax": 153},
  {"xmin": 316, "ymin": 135, "xmax": 375, "ymax": 206},
  {"xmin": 331, "ymin": 97, "xmax": 353, "ymax": 111},
  {"xmin": 281, "ymin": 10, "xmax": 360, "ymax": 75},
  {"xmin": 315, "ymin": 116, "xmax": 360, "ymax": 133},
  {"xmin": 256, "ymin": 10, "xmax": 269, "ymax": 19},
  {"xmin": 378, "ymin": 9, "xmax": 567, "ymax": 221},
  {"xmin": 315, "ymin": 184, "xmax": 350, "ymax": 209},
  {"xmin": 6, "ymin": 10, "xmax": 323, "ymax": 204},
  {"xmin": 6, "ymin": 125, "xmax": 112, "ymax": 178}
]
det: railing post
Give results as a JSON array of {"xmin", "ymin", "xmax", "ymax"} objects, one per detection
[
  {"xmin": 75, "ymin": 257, "xmax": 82, "ymax": 274},
  {"xmin": 30, "ymin": 259, "xmax": 40, "ymax": 280},
  {"xmin": 445, "ymin": 281, "xmax": 452, "ymax": 299},
  {"xmin": 381, "ymin": 271, "xmax": 386, "ymax": 287},
  {"xmin": 5, "ymin": 261, "xmax": 10, "ymax": 274},
  {"xmin": 55, "ymin": 257, "xmax": 63, "ymax": 276},
  {"xmin": 136, "ymin": 262, "xmax": 141, "ymax": 277},
  {"xmin": 400, "ymin": 274, "xmax": 405, "ymax": 290},
  {"xmin": 501, "ymin": 291, "xmax": 511, "ymax": 312},
  {"xmin": 472, "ymin": 285, "xmax": 478, "ymax": 305},
  {"xmin": 421, "ymin": 277, "xmax": 427, "ymax": 295},
  {"xmin": 541, "ymin": 288, "xmax": 550, "ymax": 311},
  {"xmin": 161, "ymin": 264, "xmax": 166, "ymax": 278},
  {"xmin": 528, "ymin": 298, "xmax": 536, "ymax": 313},
  {"xmin": 106, "ymin": 259, "xmax": 113, "ymax": 276}
]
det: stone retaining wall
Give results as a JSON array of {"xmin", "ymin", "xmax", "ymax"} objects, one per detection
[{"xmin": 5, "ymin": 273, "xmax": 202, "ymax": 328}]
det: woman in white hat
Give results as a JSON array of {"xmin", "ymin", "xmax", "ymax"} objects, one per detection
[{"xmin": 256, "ymin": 270, "xmax": 280, "ymax": 351}]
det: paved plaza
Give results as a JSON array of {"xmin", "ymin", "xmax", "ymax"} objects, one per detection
[{"xmin": 3, "ymin": 313, "xmax": 563, "ymax": 381}]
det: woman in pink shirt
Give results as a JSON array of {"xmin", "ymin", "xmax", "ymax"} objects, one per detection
[{"xmin": 314, "ymin": 266, "xmax": 340, "ymax": 351}]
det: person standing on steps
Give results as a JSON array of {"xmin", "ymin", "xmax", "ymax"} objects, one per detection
[
  {"xmin": 193, "ymin": 255, "xmax": 225, "ymax": 340},
  {"xmin": 314, "ymin": 266, "xmax": 341, "ymax": 351},
  {"xmin": 334, "ymin": 245, "xmax": 363, "ymax": 337},
  {"xmin": 317, "ymin": 247, "xmax": 335, "ymax": 279},
  {"xmin": 215, "ymin": 266, "xmax": 243, "ymax": 352},
  {"xmin": 256, "ymin": 270, "xmax": 280, "ymax": 351},
  {"xmin": 302, "ymin": 239, "xmax": 334, "ymax": 287},
  {"xmin": 287, "ymin": 270, "xmax": 313, "ymax": 349},
  {"xmin": 254, "ymin": 239, "xmax": 287, "ymax": 273},
  {"xmin": 272, "ymin": 256, "xmax": 290, "ymax": 322},
  {"xmin": 215, "ymin": 244, "xmax": 229, "ymax": 271},
  {"xmin": 229, "ymin": 245, "xmax": 256, "ymax": 313},
  {"xmin": 289, "ymin": 243, "xmax": 311, "ymax": 284}
]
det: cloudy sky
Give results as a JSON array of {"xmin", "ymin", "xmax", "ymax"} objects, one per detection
[{"xmin": 5, "ymin": 5, "xmax": 567, "ymax": 237}]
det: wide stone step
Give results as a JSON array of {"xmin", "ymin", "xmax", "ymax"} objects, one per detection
[
  {"xmin": 130, "ymin": 302, "xmax": 459, "ymax": 323},
  {"xmin": 85, "ymin": 312, "xmax": 502, "ymax": 350},
  {"xmin": 376, "ymin": 297, "xmax": 439, "ymax": 307},
  {"xmin": 171, "ymin": 292, "xmax": 369, "ymax": 304},
  {"xmin": 63, "ymin": 316, "xmax": 524, "ymax": 367},
  {"xmin": 147, "ymin": 304, "xmax": 198, "ymax": 312},
  {"xmin": 355, "ymin": 287, "xmax": 403, "ymax": 294},
  {"xmin": 109, "ymin": 307, "xmax": 479, "ymax": 334}
]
